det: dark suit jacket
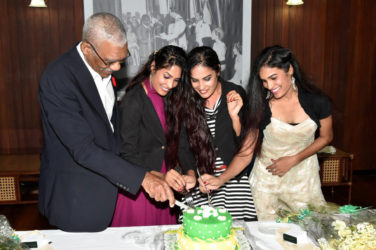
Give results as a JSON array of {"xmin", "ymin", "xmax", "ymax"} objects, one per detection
[
  {"xmin": 38, "ymin": 46, "xmax": 147, "ymax": 232},
  {"xmin": 118, "ymin": 83, "xmax": 191, "ymax": 173}
]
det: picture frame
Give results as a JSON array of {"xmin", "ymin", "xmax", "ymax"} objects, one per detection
[{"xmin": 83, "ymin": 0, "xmax": 251, "ymax": 89}]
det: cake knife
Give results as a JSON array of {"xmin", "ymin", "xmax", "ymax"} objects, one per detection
[
  {"xmin": 182, "ymin": 186, "xmax": 195, "ymax": 208},
  {"xmin": 175, "ymin": 200, "xmax": 189, "ymax": 210},
  {"xmin": 196, "ymin": 169, "xmax": 213, "ymax": 207}
]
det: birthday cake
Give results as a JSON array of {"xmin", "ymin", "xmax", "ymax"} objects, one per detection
[{"xmin": 175, "ymin": 205, "xmax": 239, "ymax": 249}]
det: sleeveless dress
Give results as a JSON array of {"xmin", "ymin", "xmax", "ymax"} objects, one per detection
[
  {"xmin": 111, "ymin": 80, "xmax": 176, "ymax": 226},
  {"xmin": 249, "ymin": 117, "xmax": 326, "ymax": 221},
  {"xmin": 180, "ymin": 97, "xmax": 257, "ymax": 221}
]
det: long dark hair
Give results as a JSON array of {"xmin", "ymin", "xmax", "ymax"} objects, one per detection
[
  {"xmin": 244, "ymin": 45, "xmax": 324, "ymax": 156},
  {"xmin": 182, "ymin": 46, "xmax": 222, "ymax": 174},
  {"xmin": 126, "ymin": 45, "xmax": 187, "ymax": 171}
]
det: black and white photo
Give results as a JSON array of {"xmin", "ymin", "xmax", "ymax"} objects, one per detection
[{"xmin": 84, "ymin": 0, "xmax": 251, "ymax": 90}]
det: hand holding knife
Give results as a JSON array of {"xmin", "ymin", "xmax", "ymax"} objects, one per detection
[{"xmin": 196, "ymin": 169, "xmax": 213, "ymax": 207}]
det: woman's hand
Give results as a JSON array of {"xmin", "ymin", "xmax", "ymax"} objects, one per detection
[
  {"xmin": 198, "ymin": 174, "xmax": 225, "ymax": 193},
  {"xmin": 163, "ymin": 169, "xmax": 186, "ymax": 192},
  {"xmin": 266, "ymin": 155, "xmax": 299, "ymax": 177},
  {"xmin": 183, "ymin": 174, "xmax": 196, "ymax": 191},
  {"xmin": 226, "ymin": 90, "xmax": 243, "ymax": 119}
]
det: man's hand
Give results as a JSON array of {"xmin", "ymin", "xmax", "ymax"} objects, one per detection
[{"xmin": 141, "ymin": 172, "xmax": 175, "ymax": 207}]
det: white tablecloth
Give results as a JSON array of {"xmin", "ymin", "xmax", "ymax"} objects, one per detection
[
  {"xmin": 17, "ymin": 225, "xmax": 178, "ymax": 250},
  {"xmin": 17, "ymin": 222, "xmax": 318, "ymax": 250}
]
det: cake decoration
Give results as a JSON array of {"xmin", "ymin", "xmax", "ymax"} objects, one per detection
[
  {"xmin": 187, "ymin": 208, "xmax": 195, "ymax": 214},
  {"xmin": 173, "ymin": 205, "xmax": 239, "ymax": 249},
  {"xmin": 202, "ymin": 206, "xmax": 219, "ymax": 218},
  {"xmin": 193, "ymin": 216, "xmax": 202, "ymax": 221},
  {"xmin": 218, "ymin": 216, "xmax": 226, "ymax": 221}
]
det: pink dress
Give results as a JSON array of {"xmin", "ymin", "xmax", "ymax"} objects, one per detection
[{"xmin": 111, "ymin": 79, "xmax": 176, "ymax": 227}]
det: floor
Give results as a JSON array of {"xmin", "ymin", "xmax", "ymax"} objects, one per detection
[{"xmin": 1, "ymin": 172, "xmax": 375, "ymax": 231}]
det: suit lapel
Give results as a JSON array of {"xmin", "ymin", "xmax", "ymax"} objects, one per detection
[
  {"xmin": 141, "ymin": 90, "xmax": 166, "ymax": 145},
  {"xmin": 69, "ymin": 48, "xmax": 113, "ymax": 132}
]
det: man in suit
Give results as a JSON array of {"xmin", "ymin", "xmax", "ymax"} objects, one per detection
[{"xmin": 38, "ymin": 12, "xmax": 175, "ymax": 232}]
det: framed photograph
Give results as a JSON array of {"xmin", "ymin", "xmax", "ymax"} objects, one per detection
[{"xmin": 83, "ymin": 0, "xmax": 251, "ymax": 90}]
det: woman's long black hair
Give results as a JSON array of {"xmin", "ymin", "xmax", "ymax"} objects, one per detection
[
  {"xmin": 182, "ymin": 46, "xmax": 222, "ymax": 174},
  {"xmin": 244, "ymin": 45, "xmax": 325, "ymax": 156},
  {"xmin": 126, "ymin": 45, "xmax": 187, "ymax": 171}
]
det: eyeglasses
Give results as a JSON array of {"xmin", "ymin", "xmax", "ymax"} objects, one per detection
[{"xmin": 85, "ymin": 40, "xmax": 130, "ymax": 67}]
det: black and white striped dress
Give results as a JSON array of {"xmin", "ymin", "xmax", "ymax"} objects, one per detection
[{"xmin": 182, "ymin": 98, "xmax": 257, "ymax": 221}]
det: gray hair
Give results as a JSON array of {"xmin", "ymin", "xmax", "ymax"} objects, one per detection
[{"xmin": 82, "ymin": 12, "xmax": 127, "ymax": 46}]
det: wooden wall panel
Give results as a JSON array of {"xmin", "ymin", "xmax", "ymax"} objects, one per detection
[
  {"xmin": 0, "ymin": 0, "xmax": 375, "ymax": 172},
  {"xmin": 251, "ymin": 0, "xmax": 376, "ymax": 170},
  {"xmin": 0, "ymin": 0, "xmax": 84, "ymax": 153},
  {"xmin": 343, "ymin": 0, "xmax": 376, "ymax": 171}
]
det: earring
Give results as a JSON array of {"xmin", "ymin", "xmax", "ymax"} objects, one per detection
[
  {"xmin": 149, "ymin": 74, "xmax": 153, "ymax": 89},
  {"xmin": 266, "ymin": 91, "xmax": 271, "ymax": 99},
  {"xmin": 291, "ymin": 76, "xmax": 297, "ymax": 91}
]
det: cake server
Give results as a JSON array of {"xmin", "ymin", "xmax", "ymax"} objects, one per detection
[
  {"xmin": 196, "ymin": 169, "xmax": 213, "ymax": 207},
  {"xmin": 175, "ymin": 200, "xmax": 189, "ymax": 210},
  {"xmin": 182, "ymin": 186, "xmax": 195, "ymax": 208}
]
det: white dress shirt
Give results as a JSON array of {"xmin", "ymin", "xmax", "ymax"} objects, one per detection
[{"xmin": 77, "ymin": 43, "xmax": 115, "ymax": 132}]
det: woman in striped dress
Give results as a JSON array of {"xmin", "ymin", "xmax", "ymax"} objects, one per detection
[{"xmin": 178, "ymin": 46, "xmax": 257, "ymax": 221}]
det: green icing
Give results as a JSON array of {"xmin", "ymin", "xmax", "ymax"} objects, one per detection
[{"xmin": 183, "ymin": 206, "xmax": 232, "ymax": 240}]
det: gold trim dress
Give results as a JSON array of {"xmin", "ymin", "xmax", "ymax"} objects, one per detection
[{"xmin": 249, "ymin": 117, "xmax": 326, "ymax": 220}]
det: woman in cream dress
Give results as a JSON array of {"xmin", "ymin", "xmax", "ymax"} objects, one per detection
[{"xmin": 201, "ymin": 45, "xmax": 333, "ymax": 220}]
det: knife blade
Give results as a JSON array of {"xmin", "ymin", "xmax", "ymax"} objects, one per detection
[
  {"xmin": 175, "ymin": 200, "xmax": 189, "ymax": 210},
  {"xmin": 196, "ymin": 169, "xmax": 213, "ymax": 207}
]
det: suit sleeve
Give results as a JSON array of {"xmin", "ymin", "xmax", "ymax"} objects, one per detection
[
  {"xmin": 118, "ymin": 91, "xmax": 143, "ymax": 165},
  {"xmin": 39, "ymin": 71, "xmax": 146, "ymax": 195}
]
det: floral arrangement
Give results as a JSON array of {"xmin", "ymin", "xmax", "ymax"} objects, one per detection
[
  {"xmin": 277, "ymin": 204, "xmax": 376, "ymax": 250},
  {"xmin": 0, "ymin": 215, "xmax": 28, "ymax": 250}
]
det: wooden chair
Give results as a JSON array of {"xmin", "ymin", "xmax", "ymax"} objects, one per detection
[
  {"xmin": 0, "ymin": 154, "xmax": 40, "ymax": 204},
  {"xmin": 318, "ymin": 148, "xmax": 354, "ymax": 204}
]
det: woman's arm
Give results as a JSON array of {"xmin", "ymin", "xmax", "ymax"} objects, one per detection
[
  {"xmin": 267, "ymin": 115, "xmax": 333, "ymax": 177},
  {"xmin": 226, "ymin": 90, "xmax": 243, "ymax": 136},
  {"xmin": 200, "ymin": 131, "xmax": 257, "ymax": 191}
]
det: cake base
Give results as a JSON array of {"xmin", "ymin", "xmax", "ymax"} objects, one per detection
[
  {"xmin": 164, "ymin": 227, "xmax": 250, "ymax": 250},
  {"xmin": 176, "ymin": 227, "xmax": 238, "ymax": 250}
]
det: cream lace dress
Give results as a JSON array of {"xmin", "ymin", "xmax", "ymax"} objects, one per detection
[{"xmin": 249, "ymin": 117, "xmax": 326, "ymax": 220}]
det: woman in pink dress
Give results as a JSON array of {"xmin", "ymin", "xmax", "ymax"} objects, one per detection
[{"xmin": 111, "ymin": 45, "xmax": 196, "ymax": 226}]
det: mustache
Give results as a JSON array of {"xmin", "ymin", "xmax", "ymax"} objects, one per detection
[{"xmin": 101, "ymin": 68, "xmax": 113, "ymax": 74}]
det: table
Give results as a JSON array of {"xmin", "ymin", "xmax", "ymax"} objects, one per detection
[
  {"xmin": 17, "ymin": 222, "xmax": 318, "ymax": 250},
  {"xmin": 18, "ymin": 225, "xmax": 176, "ymax": 250}
]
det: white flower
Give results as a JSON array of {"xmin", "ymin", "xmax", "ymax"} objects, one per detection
[
  {"xmin": 318, "ymin": 238, "xmax": 335, "ymax": 250},
  {"xmin": 187, "ymin": 208, "xmax": 195, "ymax": 214},
  {"xmin": 202, "ymin": 206, "xmax": 218, "ymax": 218},
  {"xmin": 218, "ymin": 216, "xmax": 226, "ymax": 221},
  {"xmin": 332, "ymin": 220, "xmax": 346, "ymax": 231},
  {"xmin": 338, "ymin": 227, "xmax": 352, "ymax": 238},
  {"xmin": 333, "ymin": 222, "xmax": 376, "ymax": 249},
  {"xmin": 193, "ymin": 215, "xmax": 202, "ymax": 221}
]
